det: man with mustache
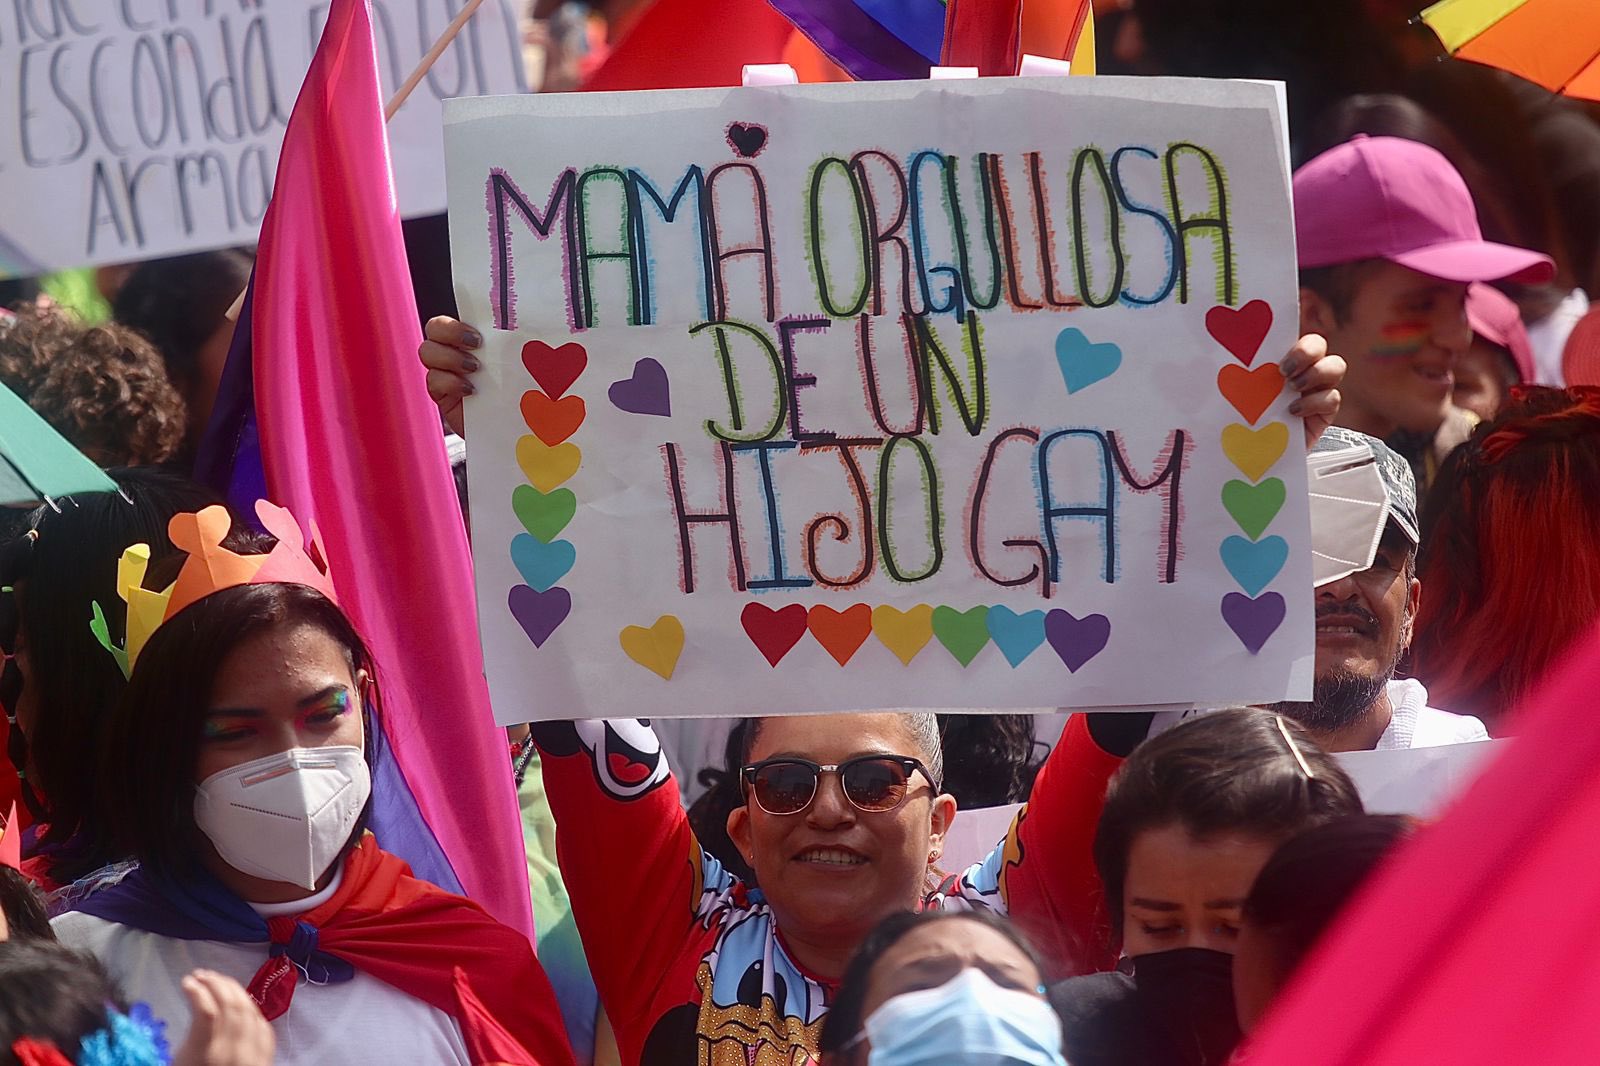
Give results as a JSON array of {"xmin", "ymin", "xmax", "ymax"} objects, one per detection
[
  {"xmin": 1142, "ymin": 427, "xmax": 1487, "ymax": 752},
  {"xmin": 1272, "ymin": 427, "xmax": 1486, "ymax": 750}
]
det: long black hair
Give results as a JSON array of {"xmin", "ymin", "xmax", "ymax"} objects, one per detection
[
  {"xmin": 98, "ymin": 582, "xmax": 379, "ymax": 878},
  {"xmin": 6, "ymin": 469, "xmax": 221, "ymax": 878}
]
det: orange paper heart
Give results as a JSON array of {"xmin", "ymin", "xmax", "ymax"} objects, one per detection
[
  {"xmin": 1217, "ymin": 363, "xmax": 1285, "ymax": 425},
  {"xmin": 521, "ymin": 391, "xmax": 587, "ymax": 446},
  {"xmin": 808, "ymin": 604, "xmax": 873, "ymax": 666}
]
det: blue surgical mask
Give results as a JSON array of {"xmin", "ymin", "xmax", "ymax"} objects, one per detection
[{"xmin": 856, "ymin": 968, "xmax": 1066, "ymax": 1066}]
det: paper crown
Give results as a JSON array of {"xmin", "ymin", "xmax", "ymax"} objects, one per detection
[{"xmin": 91, "ymin": 501, "xmax": 338, "ymax": 678}]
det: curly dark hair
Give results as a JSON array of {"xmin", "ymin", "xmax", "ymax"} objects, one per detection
[{"xmin": 0, "ymin": 304, "xmax": 185, "ymax": 466}]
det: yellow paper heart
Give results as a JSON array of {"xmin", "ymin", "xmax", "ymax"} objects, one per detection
[
  {"xmin": 516, "ymin": 434, "xmax": 582, "ymax": 493},
  {"xmin": 1220, "ymin": 422, "xmax": 1289, "ymax": 483},
  {"xmin": 619, "ymin": 615, "xmax": 686, "ymax": 680},
  {"xmin": 871, "ymin": 604, "xmax": 935, "ymax": 666}
]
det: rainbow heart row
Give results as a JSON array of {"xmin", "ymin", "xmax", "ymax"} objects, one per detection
[
  {"xmin": 618, "ymin": 604, "xmax": 1114, "ymax": 680},
  {"xmin": 507, "ymin": 340, "xmax": 590, "ymax": 650},
  {"xmin": 1206, "ymin": 300, "xmax": 1288, "ymax": 654}
]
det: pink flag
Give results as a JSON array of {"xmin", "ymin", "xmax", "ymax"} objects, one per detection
[
  {"xmin": 251, "ymin": 0, "xmax": 531, "ymax": 938},
  {"xmin": 1242, "ymin": 621, "xmax": 1600, "ymax": 1063}
]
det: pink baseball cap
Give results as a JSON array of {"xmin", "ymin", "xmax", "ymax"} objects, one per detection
[
  {"xmin": 1294, "ymin": 135, "xmax": 1555, "ymax": 285},
  {"xmin": 1466, "ymin": 282, "xmax": 1536, "ymax": 383}
]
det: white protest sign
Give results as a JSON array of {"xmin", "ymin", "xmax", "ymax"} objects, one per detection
[
  {"xmin": 445, "ymin": 77, "xmax": 1316, "ymax": 723},
  {"xmin": 0, "ymin": 0, "xmax": 524, "ymax": 276},
  {"xmin": 1336, "ymin": 740, "xmax": 1505, "ymax": 817},
  {"xmin": 939, "ymin": 739, "xmax": 1507, "ymax": 871}
]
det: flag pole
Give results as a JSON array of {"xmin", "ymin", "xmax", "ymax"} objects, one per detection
[{"xmin": 384, "ymin": 0, "xmax": 492, "ymax": 120}]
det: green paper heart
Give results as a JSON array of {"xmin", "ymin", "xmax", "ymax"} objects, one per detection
[
  {"xmin": 1222, "ymin": 477, "xmax": 1286, "ymax": 541},
  {"xmin": 932, "ymin": 605, "xmax": 990, "ymax": 667},
  {"xmin": 512, "ymin": 484, "xmax": 577, "ymax": 543}
]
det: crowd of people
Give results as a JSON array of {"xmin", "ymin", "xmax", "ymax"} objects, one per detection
[{"xmin": 1, "ymin": 1, "xmax": 1598, "ymax": 1064}]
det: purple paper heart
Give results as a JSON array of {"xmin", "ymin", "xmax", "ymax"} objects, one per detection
[
  {"xmin": 509, "ymin": 584, "xmax": 571, "ymax": 647},
  {"xmin": 609, "ymin": 358, "xmax": 671, "ymax": 417},
  {"xmin": 1044, "ymin": 609, "xmax": 1111, "ymax": 672},
  {"xmin": 1221, "ymin": 591, "xmax": 1285, "ymax": 654}
]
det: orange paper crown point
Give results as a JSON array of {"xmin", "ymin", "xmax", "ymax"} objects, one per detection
[
  {"xmin": 0, "ymin": 801, "xmax": 20, "ymax": 871},
  {"xmin": 251, "ymin": 500, "xmax": 338, "ymax": 605},
  {"xmin": 92, "ymin": 502, "xmax": 340, "ymax": 678},
  {"xmin": 164, "ymin": 505, "xmax": 268, "ymax": 621}
]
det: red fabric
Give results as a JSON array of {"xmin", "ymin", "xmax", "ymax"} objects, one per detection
[
  {"xmin": 997, "ymin": 714, "xmax": 1125, "ymax": 976},
  {"xmin": 1242, "ymin": 622, "xmax": 1600, "ymax": 1064},
  {"xmin": 245, "ymin": 838, "xmax": 573, "ymax": 1066},
  {"xmin": 9, "ymin": 1038, "xmax": 72, "ymax": 1066},
  {"xmin": 581, "ymin": 0, "xmax": 794, "ymax": 91},
  {"xmin": 941, "ymin": 0, "xmax": 1025, "ymax": 75},
  {"xmin": 453, "ymin": 965, "xmax": 544, "ymax": 1066},
  {"xmin": 16, "ymin": 854, "xmax": 60, "ymax": 895}
]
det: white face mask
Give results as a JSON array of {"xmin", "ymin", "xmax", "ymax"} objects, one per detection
[{"xmin": 194, "ymin": 746, "xmax": 371, "ymax": 891}]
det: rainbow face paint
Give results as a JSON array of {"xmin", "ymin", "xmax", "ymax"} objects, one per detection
[
  {"xmin": 299, "ymin": 688, "xmax": 353, "ymax": 728},
  {"xmin": 1372, "ymin": 320, "xmax": 1430, "ymax": 358}
]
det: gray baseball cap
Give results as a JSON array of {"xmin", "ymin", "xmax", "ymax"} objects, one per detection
[{"xmin": 1309, "ymin": 426, "xmax": 1420, "ymax": 544}]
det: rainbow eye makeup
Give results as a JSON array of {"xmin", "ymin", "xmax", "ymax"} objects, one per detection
[
  {"xmin": 301, "ymin": 688, "xmax": 353, "ymax": 726},
  {"xmin": 202, "ymin": 718, "xmax": 254, "ymax": 742},
  {"xmin": 1372, "ymin": 320, "xmax": 1430, "ymax": 358}
]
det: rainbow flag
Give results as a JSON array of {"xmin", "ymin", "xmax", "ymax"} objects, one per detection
[{"xmin": 194, "ymin": 0, "xmax": 532, "ymax": 940}]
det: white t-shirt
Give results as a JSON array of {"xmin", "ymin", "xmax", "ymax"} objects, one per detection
[
  {"xmin": 1148, "ymin": 678, "xmax": 1488, "ymax": 751},
  {"xmin": 1376, "ymin": 678, "xmax": 1490, "ymax": 749},
  {"xmin": 52, "ymin": 905, "xmax": 471, "ymax": 1064}
]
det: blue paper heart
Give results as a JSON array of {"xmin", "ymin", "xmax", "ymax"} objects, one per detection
[
  {"xmin": 1054, "ymin": 328, "xmax": 1122, "ymax": 394},
  {"xmin": 985, "ymin": 606, "xmax": 1047, "ymax": 668},
  {"xmin": 1220, "ymin": 535, "xmax": 1288, "ymax": 597},
  {"xmin": 511, "ymin": 534, "xmax": 575, "ymax": 592}
]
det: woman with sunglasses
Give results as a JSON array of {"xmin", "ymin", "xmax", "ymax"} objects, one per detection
[
  {"xmin": 49, "ymin": 504, "xmax": 576, "ymax": 1066},
  {"xmin": 526, "ymin": 706, "xmax": 1125, "ymax": 1066}
]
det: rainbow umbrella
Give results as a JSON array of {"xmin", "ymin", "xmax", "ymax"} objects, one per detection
[{"xmin": 1420, "ymin": 0, "xmax": 1600, "ymax": 102}]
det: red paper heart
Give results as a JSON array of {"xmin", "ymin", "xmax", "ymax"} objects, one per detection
[
  {"xmin": 1217, "ymin": 363, "xmax": 1286, "ymax": 425},
  {"xmin": 521, "ymin": 391, "xmax": 586, "ymax": 445},
  {"xmin": 1205, "ymin": 300, "xmax": 1273, "ymax": 366},
  {"xmin": 520, "ymin": 340, "xmax": 588, "ymax": 399},
  {"xmin": 807, "ymin": 604, "xmax": 873, "ymax": 666},
  {"xmin": 741, "ymin": 603, "xmax": 809, "ymax": 667}
]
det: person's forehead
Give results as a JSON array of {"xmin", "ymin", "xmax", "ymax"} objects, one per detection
[
  {"xmin": 1361, "ymin": 261, "xmax": 1467, "ymax": 301},
  {"xmin": 750, "ymin": 712, "xmax": 920, "ymax": 759},
  {"xmin": 881, "ymin": 920, "xmax": 1033, "ymax": 971},
  {"xmin": 1126, "ymin": 825, "xmax": 1278, "ymax": 889}
]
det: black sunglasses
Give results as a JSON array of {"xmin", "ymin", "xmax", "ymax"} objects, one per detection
[{"xmin": 740, "ymin": 754, "xmax": 938, "ymax": 816}]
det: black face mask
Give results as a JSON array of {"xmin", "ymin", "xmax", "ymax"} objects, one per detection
[{"xmin": 1132, "ymin": 948, "xmax": 1241, "ymax": 1066}]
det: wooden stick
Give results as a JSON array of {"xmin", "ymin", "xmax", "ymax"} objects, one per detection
[{"xmin": 384, "ymin": 0, "xmax": 491, "ymax": 121}]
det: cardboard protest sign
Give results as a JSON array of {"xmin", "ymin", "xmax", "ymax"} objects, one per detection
[
  {"xmin": 940, "ymin": 741, "xmax": 1505, "ymax": 873},
  {"xmin": 445, "ymin": 77, "xmax": 1315, "ymax": 723},
  {"xmin": 0, "ymin": 0, "xmax": 524, "ymax": 276}
]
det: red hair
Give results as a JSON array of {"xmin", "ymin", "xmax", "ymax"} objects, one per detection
[{"xmin": 1415, "ymin": 387, "xmax": 1600, "ymax": 726}]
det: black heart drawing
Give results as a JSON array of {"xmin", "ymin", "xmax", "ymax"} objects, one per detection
[{"xmin": 726, "ymin": 122, "xmax": 768, "ymax": 158}]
